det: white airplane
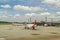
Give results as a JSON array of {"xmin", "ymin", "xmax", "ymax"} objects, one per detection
[{"xmin": 25, "ymin": 20, "xmax": 36, "ymax": 29}]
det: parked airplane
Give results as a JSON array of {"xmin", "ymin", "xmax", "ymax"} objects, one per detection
[{"xmin": 25, "ymin": 20, "xmax": 36, "ymax": 30}]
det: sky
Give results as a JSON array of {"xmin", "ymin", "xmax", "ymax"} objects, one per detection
[{"xmin": 0, "ymin": 0, "xmax": 60, "ymax": 22}]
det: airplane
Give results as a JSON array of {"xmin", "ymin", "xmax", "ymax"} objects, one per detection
[{"xmin": 24, "ymin": 20, "xmax": 36, "ymax": 30}]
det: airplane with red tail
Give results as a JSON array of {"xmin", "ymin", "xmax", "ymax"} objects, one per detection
[{"xmin": 25, "ymin": 20, "xmax": 37, "ymax": 30}]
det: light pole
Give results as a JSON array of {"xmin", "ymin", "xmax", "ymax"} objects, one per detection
[
  {"xmin": 28, "ymin": 17, "xmax": 31, "ymax": 23},
  {"xmin": 45, "ymin": 16, "xmax": 47, "ymax": 22},
  {"xmin": 30, "ymin": 17, "xmax": 31, "ymax": 23},
  {"xmin": 26, "ymin": 13, "xmax": 35, "ymax": 24}
]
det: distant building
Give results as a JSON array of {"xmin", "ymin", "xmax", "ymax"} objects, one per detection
[{"xmin": 36, "ymin": 22, "xmax": 60, "ymax": 27}]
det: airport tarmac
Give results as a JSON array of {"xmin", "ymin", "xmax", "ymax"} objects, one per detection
[{"xmin": 0, "ymin": 25, "xmax": 60, "ymax": 40}]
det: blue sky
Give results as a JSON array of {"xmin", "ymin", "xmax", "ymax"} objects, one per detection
[{"xmin": 0, "ymin": 0, "xmax": 60, "ymax": 22}]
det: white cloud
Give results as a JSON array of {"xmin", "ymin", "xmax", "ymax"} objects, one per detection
[
  {"xmin": 56, "ymin": 12, "xmax": 60, "ymax": 14},
  {"xmin": 25, "ymin": 12, "xmax": 53, "ymax": 19},
  {"xmin": 25, "ymin": 12, "xmax": 56, "ymax": 22},
  {"xmin": 2, "ymin": 15, "xmax": 7, "ymax": 18},
  {"xmin": 0, "ymin": 15, "xmax": 8, "ymax": 20},
  {"xmin": 0, "ymin": 11, "xmax": 10, "ymax": 15},
  {"xmin": 0, "ymin": 4, "xmax": 11, "ymax": 8},
  {"xmin": 13, "ymin": 5, "xmax": 43, "ymax": 12},
  {"xmin": 0, "ymin": 12, "xmax": 58, "ymax": 22},
  {"xmin": 13, "ymin": 14, "xmax": 20, "ymax": 19},
  {"xmin": 42, "ymin": 0, "xmax": 60, "ymax": 8},
  {"xmin": 42, "ymin": 0, "xmax": 57, "ymax": 4},
  {"xmin": 25, "ymin": 13, "xmax": 36, "ymax": 17},
  {"xmin": 40, "ymin": 12, "xmax": 51, "ymax": 16}
]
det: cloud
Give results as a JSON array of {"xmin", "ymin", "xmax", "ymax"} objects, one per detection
[
  {"xmin": 40, "ymin": 12, "xmax": 51, "ymax": 16},
  {"xmin": 42, "ymin": 0, "xmax": 57, "ymax": 4},
  {"xmin": 56, "ymin": 12, "xmax": 60, "ymax": 16},
  {"xmin": 56, "ymin": 12, "xmax": 60, "ymax": 14},
  {"xmin": 1, "ymin": 15, "xmax": 7, "ymax": 18},
  {"xmin": 25, "ymin": 12, "xmax": 53, "ymax": 18},
  {"xmin": 42, "ymin": 0, "xmax": 60, "ymax": 8},
  {"xmin": 13, "ymin": 5, "xmax": 43, "ymax": 12},
  {"xmin": 0, "ymin": 11, "xmax": 10, "ymax": 15},
  {"xmin": 0, "ymin": 12, "xmax": 58, "ymax": 22},
  {"xmin": 13, "ymin": 14, "xmax": 20, "ymax": 19},
  {"xmin": 0, "ymin": 4, "xmax": 11, "ymax": 8},
  {"xmin": 25, "ymin": 13, "xmax": 36, "ymax": 17},
  {"xmin": 0, "ymin": 15, "xmax": 8, "ymax": 20},
  {"xmin": 24, "ymin": 12, "xmax": 57, "ymax": 22}
]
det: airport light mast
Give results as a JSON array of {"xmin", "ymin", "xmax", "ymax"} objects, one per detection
[
  {"xmin": 26, "ymin": 13, "xmax": 35, "ymax": 24},
  {"xmin": 45, "ymin": 16, "xmax": 47, "ymax": 22},
  {"xmin": 40, "ymin": 12, "xmax": 51, "ymax": 23}
]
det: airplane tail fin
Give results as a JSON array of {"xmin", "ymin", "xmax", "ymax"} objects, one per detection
[
  {"xmin": 32, "ymin": 20, "xmax": 36, "ymax": 29},
  {"xmin": 34, "ymin": 20, "xmax": 36, "ymax": 25}
]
